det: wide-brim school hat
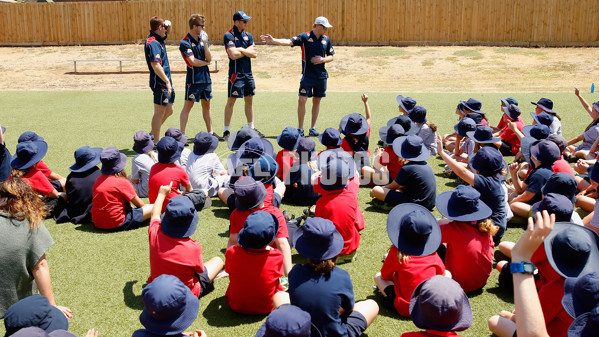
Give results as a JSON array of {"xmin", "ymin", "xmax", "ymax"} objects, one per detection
[
  {"xmin": 544, "ymin": 222, "xmax": 599, "ymax": 278},
  {"xmin": 157, "ymin": 136, "xmax": 183, "ymax": 164},
  {"xmin": 522, "ymin": 124, "xmax": 551, "ymax": 140},
  {"xmin": 530, "ymin": 111, "xmax": 554, "ymax": 127},
  {"xmin": 465, "ymin": 112, "xmax": 484, "ymax": 126},
  {"xmin": 11, "ymin": 141, "xmax": 48, "ymax": 170},
  {"xmin": 499, "ymin": 96, "xmax": 519, "ymax": 107},
  {"xmin": 453, "ymin": 117, "xmax": 476, "ymax": 137},
  {"xmin": 133, "ymin": 130, "xmax": 155, "ymax": 154},
  {"xmin": 409, "ymin": 276, "xmax": 472, "ymax": 332},
  {"xmin": 193, "ymin": 132, "xmax": 219, "ymax": 156},
  {"xmin": 466, "ymin": 126, "xmax": 500, "ymax": 144},
  {"xmin": 339, "ymin": 113, "xmax": 369, "ymax": 135},
  {"xmin": 10, "ymin": 327, "xmax": 76, "ymax": 337},
  {"xmin": 436, "ymin": 185, "xmax": 492, "ymax": 222},
  {"xmin": 318, "ymin": 128, "xmax": 343, "ymax": 147},
  {"xmin": 386, "ymin": 115, "xmax": 414, "ymax": 135},
  {"xmin": 520, "ymin": 137, "xmax": 536, "ymax": 166},
  {"xmin": 139, "ymin": 274, "xmax": 199, "ymax": 336},
  {"xmin": 165, "ymin": 127, "xmax": 187, "ymax": 145},
  {"xmin": 469, "ymin": 146, "xmax": 505, "ymax": 175},
  {"xmin": 293, "ymin": 217, "xmax": 344, "ymax": 260},
  {"xmin": 392, "ymin": 135, "xmax": 430, "ymax": 162},
  {"xmin": 249, "ymin": 154, "xmax": 279, "ymax": 185},
  {"xmin": 542, "ymin": 172, "xmax": 577, "ymax": 203},
  {"xmin": 228, "ymin": 126, "xmax": 260, "ymax": 151},
  {"xmin": 69, "ymin": 146, "xmax": 102, "ymax": 173},
  {"xmin": 316, "ymin": 149, "xmax": 355, "ymax": 191},
  {"xmin": 531, "ymin": 97, "xmax": 556, "ymax": 115},
  {"xmin": 277, "ymin": 127, "xmax": 301, "ymax": 151},
  {"xmin": 460, "ymin": 98, "xmax": 485, "ymax": 114},
  {"xmin": 396, "ymin": 95, "xmax": 417, "ymax": 113},
  {"xmin": 255, "ymin": 304, "xmax": 322, "ymax": 337},
  {"xmin": 530, "ymin": 139, "xmax": 560, "ymax": 166},
  {"xmin": 238, "ymin": 210, "xmax": 279, "ymax": 250},
  {"xmin": 502, "ymin": 104, "xmax": 521, "ymax": 121},
  {"xmin": 100, "ymin": 146, "xmax": 127, "ymax": 175},
  {"xmin": 531, "ymin": 193, "xmax": 573, "ymax": 222},
  {"xmin": 408, "ymin": 106, "xmax": 428, "ymax": 124},
  {"xmin": 379, "ymin": 124, "xmax": 406, "ymax": 146},
  {"xmin": 234, "ymin": 176, "xmax": 267, "ymax": 211},
  {"xmin": 567, "ymin": 307, "xmax": 599, "ymax": 337},
  {"xmin": 297, "ymin": 138, "xmax": 316, "ymax": 162},
  {"xmin": 562, "ymin": 272, "xmax": 599, "ymax": 319},
  {"xmin": 160, "ymin": 195, "xmax": 199, "ymax": 238},
  {"xmin": 4, "ymin": 295, "xmax": 69, "ymax": 337},
  {"xmin": 231, "ymin": 138, "xmax": 275, "ymax": 169},
  {"xmin": 17, "ymin": 131, "xmax": 44, "ymax": 143},
  {"xmin": 387, "ymin": 203, "xmax": 441, "ymax": 256}
]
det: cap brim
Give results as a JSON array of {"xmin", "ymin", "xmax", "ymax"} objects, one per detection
[
  {"xmin": 544, "ymin": 222, "xmax": 599, "ymax": 278},
  {"xmin": 435, "ymin": 191, "xmax": 492, "ymax": 222},
  {"xmin": 387, "ymin": 203, "xmax": 441, "ymax": 256}
]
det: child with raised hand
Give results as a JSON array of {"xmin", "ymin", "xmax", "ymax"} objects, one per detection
[
  {"xmin": 407, "ymin": 106, "xmax": 437, "ymax": 154},
  {"xmin": 225, "ymin": 211, "xmax": 284, "ymax": 314},
  {"xmin": 401, "ymin": 276, "xmax": 472, "ymax": 336},
  {"xmin": 92, "ymin": 147, "xmax": 153, "ymax": 231},
  {"xmin": 339, "ymin": 94, "xmax": 372, "ymax": 175},
  {"xmin": 130, "ymin": 130, "xmax": 157, "ymax": 198},
  {"xmin": 186, "ymin": 132, "xmax": 229, "ymax": 197},
  {"xmin": 436, "ymin": 185, "xmax": 498, "ymax": 292},
  {"xmin": 374, "ymin": 203, "xmax": 447, "ymax": 317},
  {"xmin": 148, "ymin": 183, "xmax": 223, "ymax": 298}
]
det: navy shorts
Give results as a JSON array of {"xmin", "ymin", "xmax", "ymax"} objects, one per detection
[
  {"xmin": 153, "ymin": 86, "xmax": 175, "ymax": 106},
  {"xmin": 105, "ymin": 207, "xmax": 145, "ymax": 232},
  {"xmin": 195, "ymin": 267, "xmax": 214, "ymax": 297},
  {"xmin": 341, "ymin": 310, "xmax": 368, "ymax": 337},
  {"xmin": 299, "ymin": 77, "xmax": 327, "ymax": 98},
  {"xmin": 384, "ymin": 190, "xmax": 411, "ymax": 206},
  {"xmin": 185, "ymin": 83, "xmax": 212, "ymax": 102},
  {"xmin": 381, "ymin": 285, "xmax": 397, "ymax": 311},
  {"xmin": 228, "ymin": 74, "xmax": 255, "ymax": 98}
]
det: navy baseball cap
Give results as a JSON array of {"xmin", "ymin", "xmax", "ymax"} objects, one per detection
[{"xmin": 233, "ymin": 11, "xmax": 251, "ymax": 21}]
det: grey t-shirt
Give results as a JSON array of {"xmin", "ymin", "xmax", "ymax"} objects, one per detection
[{"xmin": 0, "ymin": 214, "xmax": 53, "ymax": 317}]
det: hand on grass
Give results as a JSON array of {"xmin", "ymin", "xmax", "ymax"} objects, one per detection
[{"xmin": 55, "ymin": 305, "xmax": 73, "ymax": 319}]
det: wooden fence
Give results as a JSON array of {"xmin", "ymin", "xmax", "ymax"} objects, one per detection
[{"xmin": 1, "ymin": 0, "xmax": 598, "ymax": 46}]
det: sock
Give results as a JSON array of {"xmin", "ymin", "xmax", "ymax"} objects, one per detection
[
  {"xmin": 224, "ymin": 126, "xmax": 230, "ymax": 132},
  {"xmin": 248, "ymin": 122, "xmax": 254, "ymax": 129}
]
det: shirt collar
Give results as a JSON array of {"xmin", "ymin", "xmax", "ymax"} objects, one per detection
[
  {"xmin": 149, "ymin": 30, "xmax": 165, "ymax": 43},
  {"xmin": 232, "ymin": 25, "xmax": 243, "ymax": 34},
  {"xmin": 186, "ymin": 32, "xmax": 199, "ymax": 43}
]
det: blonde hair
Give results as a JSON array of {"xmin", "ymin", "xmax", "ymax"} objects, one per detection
[
  {"xmin": 0, "ymin": 179, "xmax": 47, "ymax": 230},
  {"xmin": 396, "ymin": 248, "xmax": 410, "ymax": 265},
  {"xmin": 189, "ymin": 14, "xmax": 206, "ymax": 29},
  {"xmin": 476, "ymin": 218, "xmax": 499, "ymax": 236},
  {"xmin": 147, "ymin": 151, "xmax": 158, "ymax": 163}
]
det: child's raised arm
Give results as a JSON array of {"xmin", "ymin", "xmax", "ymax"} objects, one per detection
[
  {"xmin": 362, "ymin": 93, "xmax": 372, "ymax": 127},
  {"xmin": 151, "ymin": 182, "xmax": 173, "ymax": 221}
]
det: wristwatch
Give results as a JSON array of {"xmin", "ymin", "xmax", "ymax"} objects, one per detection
[{"xmin": 510, "ymin": 262, "xmax": 536, "ymax": 274}]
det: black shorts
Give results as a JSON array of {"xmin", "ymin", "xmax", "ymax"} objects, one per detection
[
  {"xmin": 381, "ymin": 285, "xmax": 397, "ymax": 312},
  {"xmin": 299, "ymin": 76, "xmax": 327, "ymax": 98},
  {"xmin": 384, "ymin": 190, "xmax": 411, "ymax": 206},
  {"xmin": 185, "ymin": 83, "xmax": 212, "ymax": 102},
  {"xmin": 341, "ymin": 310, "xmax": 368, "ymax": 337},
  {"xmin": 102, "ymin": 207, "xmax": 145, "ymax": 232},
  {"xmin": 195, "ymin": 267, "xmax": 214, "ymax": 297},
  {"xmin": 153, "ymin": 86, "xmax": 175, "ymax": 106},
  {"xmin": 228, "ymin": 74, "xmax": 255, "ymax": 98}
]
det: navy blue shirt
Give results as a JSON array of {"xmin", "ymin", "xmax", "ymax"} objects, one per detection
[
  {"xmin": 291, "ymin": 31, "xmax": 335, "ymax": 80},
  {"xmin": 286, "ymin": 162, "xmax": 320, "ymax": 205},
  {"xmin": 524, "ymin": 166, "xmax": 553, "ymax": 204},
  {"xmin": 144, "ymin": 30, "xmax": 171, "ymax": 89},
  {"xmin": 54, "ymin": 167, "xmax": 101, "ymax": 224},
  {"xmin": 474, "ymin": 174, "xmax": 507, "ymax": 233},
  {"xmin": 224, "ymin": 25, "xmax": 254, "ymax": 77},
  {"xmin": 179, "ymin": 33, "xmax": 211, "ymax": 85},
  {"xmin": 394, "ymin": 161, "xmax": 437, "ymax": 210},
  {"xmin": 289, "ymin": 264, "xmax": 354, "ymax": 337},
  {"xmin": 0, "ymin": 143, "xmax": 10, "ymax": 182}
]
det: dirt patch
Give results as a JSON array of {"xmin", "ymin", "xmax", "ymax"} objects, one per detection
[{"xmin": 3, "ymin": 44, "xmax": 599, "ymax": 92}]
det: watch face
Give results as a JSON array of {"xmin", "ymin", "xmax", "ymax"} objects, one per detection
[{"xmin": 510, "ymin": 262, "xmax": 536, "ymax": 274}]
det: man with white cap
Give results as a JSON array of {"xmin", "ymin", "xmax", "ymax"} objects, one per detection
[{"xmin": 261, "ymin": 16, "xmax": 335, "ymax": 137}]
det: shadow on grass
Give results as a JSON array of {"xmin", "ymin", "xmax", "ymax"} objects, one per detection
[
  {"xmin": 363, "ymin": 293, "xmax": 411, "ymax": 320},
  {"xmin": 485, "ymin": 285, "xmax": 514, "ymax": 304},
  {"xmin": 73, "ymin": 220, "xmax": 149, "ymax": 233},
  {"xmin": 123, "ymin": 280, "xmax": 144, "ymax": 310},
  {"xmin": 119, "ymin": 148, "xmax": 137, "ymax": 157},
  {"xmin": 212, "ymin": 207, "xmax": 232, "ymax": 221},
  {"xmin": 202, "ymin": 296, "xmax": 267, "ymax": 327}
]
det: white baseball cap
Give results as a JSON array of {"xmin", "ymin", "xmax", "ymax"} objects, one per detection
[{"xmin": 314, "ymin": 16, "xmax": 333, "ymax": 28}]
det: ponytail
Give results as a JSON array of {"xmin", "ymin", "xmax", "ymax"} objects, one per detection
[{"xmin": 477, "ymin": 218, "xmax": 499, "ymax": 236}]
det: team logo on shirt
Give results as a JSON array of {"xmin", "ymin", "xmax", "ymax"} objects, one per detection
[
  {"xmin": 292, "ymin": 37, "xmax": 297, "ymax": 40},
  {"xmin": 163, "ymin": 98, "xmax": 169, "ymax": 103},
  {"xmin": 188, "ymin": 94, "xmax": 195, "ymax": 99},
  {"xmin": 300, "ymin": 89, "xmax": 307, "ymax": 94},
  {"xmin": 200, "ymin": 42, "xmax": 204, "ymax": 47},
  {"xmin": 192, "ymin": 43, "xmax": 196, "ymax": 47},
  {"xmin": 243, "ymin": 36, "xmax": 248, "ymax": 41},
  {"xmin": 321, "ymin": 40, "xmax": 327, "ymax": 45},
  {"xmin": 307, "ymin": 38, "xmax": 313, "ymax": 42},
  {"xmin": 228, "ymin": 41, "xmax": 235, "ymax": 45}
]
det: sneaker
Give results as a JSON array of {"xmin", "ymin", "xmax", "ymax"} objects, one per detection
[
  {"xmin": 297, "ymin": 128, "xmax": 304, "ymax": 137},
  {"xmin": 211, "ymin": 132, "xmax": 225, "ymax": 142},
  {"xmin": 253, "ymin": 127, "xmax": 265, "ymax": 138},
  {"xmin": 308, "ymin": 128, "xmax": 319, "ymax": 137},
  {"xmin": 222, "ymin": 130, "xmax": 230, "ymax": 142}
]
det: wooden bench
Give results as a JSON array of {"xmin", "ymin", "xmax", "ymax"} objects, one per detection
[{"xmin": 67, "ymin": 58, "xmax": 223, "ymax": 73}]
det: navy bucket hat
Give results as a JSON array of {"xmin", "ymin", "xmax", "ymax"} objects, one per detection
[
  {"xmin": 69, "ymin": 146, "xmax": 102, "ymax": 173},
  {"xmin": 133, "ymin": 131, "xmax": 155, "ymax": 154},
  {"xmin": 436, "ymin": 185, "xmax": 492, "ymax": 222},
  {"xmin": 522, "ymin": 124, "xmax": 551, "ymax": 140},
  {"xmin": 17, "ymin": 131, "xmax": 44, "ymax": 143},
  {"xmin": 161, "ymin": 195, "xmax": 199, "ymax": 238},
  {"xmin": 234, "ymin": 177, "xmax": 267, "ymax": 211},
  {"xmin": 238, "ymin": 211, "xmax": 279, "ymax": 249},
  {"xmin": 11, "ymin": 141, "xmax": 48, "ymax": 170},
  {"xmin": 466, "ymin": 126, "xmax": 500, "ymax": 144},
  {"xmin": 165, "ymin": 127, "xmax": 187, "ymax": 145},
  {"xmin": 249, "ymin": 155, "xmax": 279, "ymax": 185},
  {"xmin": 297, "ymin": 138, "xmax": 316, "ymax": 162},
  {"xmin": 542, "ymin": 172, "xmax": 577, "ymax": 203},
  {"xmin": 500, "ymin": 96, "xmax": 519, "ymax": 107},
  {"xmin": 339, "ymin": 113, "xmax": 369, "ymax": 135},
  {"xmin": 4, "ymin": 295, "xmax": 68, "ymax": 336},
  {"xmin": 255, "ymin": 304, "xmax": 321, "ymax": 337},
  {"xmin": 193, "ymin": 132, "xmax": 218, "ymax": 156},
  {"xmin": 316, "ymin": 149, "xmax": 355, "ymax": 191},
  {"xmin": 387, "ymin": 203, "xmax": 441, "ymax": 256},
  {"xmin": 386, "ymin": 115, "xmax": 413, "ymax": 135},
  {"xmin": 157, "ymin": 136, "xmax": 183, "ymax": 164},
  {"xmin": 531, "ymin": 193, "xmax": 573, "ymax": 222},
  {"xmin": 277, "ymin": 127, "xmax": 301, "ymax": 151},
  {"xmin": 293, "ymin": 217, "xmax": 344, "ymax": 260},
  {"xmin": 530, "ymin": 111, "xmax": 554, "ymax": 127},
  {"xmin": 544, "ymin": 222, "xmax": 599, "ymax": 278},
  {"xmin": 460, "ymin": 98, "xmax": 484, "ymax": 114},
  {"xmin": 502, "ymin": 104, "xmax": 521, "ymax": 121},
  {"xmin": 532, "ymin": 97, "xmax": 555, "ymax": 115},
  {"xmin": 470, "ymin": 146, "xmax": 504, "ymax": 175},
  {"xmin": 100, "ymin": 146, "xmax": 127, "ymax": 175},
  {"xmin": 228, "ymin": 126, "xmax": 259, "ymax": 151},
  {"xmin": 562, "ymin": 272, "xmax": 599, "ymax": 319},
  {"xmin": 378, "ymin": 124, "xmax": 406, "ymax": 146},
  {"xmin": 408, "ymin": 106, "xmax": 427, "ymax": 124},
  {"xmin": 392, "ymin": 135, "xmax": 430, "ymax": 162},
  {"xmin": 318, "ymin": 128, "xmax": 342, "ymax": 147},
  {"xmin": 453, "ymin": 117, "xmax": 476, "ymax": 137},
  {"xmin": 396, "ymin": 95, "xmax": 417, "ymax": 113},
  {"xmin": 530, "ymin": 139, "xmax": 560, "ymax": 166}
]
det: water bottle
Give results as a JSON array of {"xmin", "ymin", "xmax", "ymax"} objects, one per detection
[{"xmin": 592, "ymin": 83, "xmax": 595, "ymax": 93}]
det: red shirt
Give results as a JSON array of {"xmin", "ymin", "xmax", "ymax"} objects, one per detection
[
  {"xmin": 92, "ymin": 175, "xmax": 137, "ymax": 229},
  {"xmin": 225, "ymin": 245, "xmax": 284, "ymax": 314},
  {"xmin": 378, "ymin": 146, "xmax": 403, "ymax": 181},
  {"xmin": 531, "ymin": 243, "xmax": 561, "ymax": 289},
  {"xmin": 264, "ymin": 183, "xmax": 275, "ymax": 207},
  {"xmin": 275, "ymin": 149, "xmax": 296, "ymax": 182},
  {"xmin": 401, "ymin": 331, "xmax": 460, "ymax": 337},
  {"xmin": 23, "ymin": 169, "xmax": 54, "ymax": 196},
  {"xmin": 498, "ymin": 116, "xmax": 525, "ymax": 155},
  {"xmin": 313, "ymin": 177, "xmax": 363, "ymax": 231},
  {"xmin": 539, "ymin": 277, "xmax": 573, "ymax": 337},
  {"xmin": 229, "ymin": 205, "xmax": 289, "ymax": 246},
  {"xmin": 147, "ymin": 219, "xmax": 205, "ymax": 297},
  {"xmin": 35, "ymin": 160, "xmax": 52, "ymax": 178},
  {"xmin": 340, "ymin": 128, "xmax": 371, "ymax": 157},
  {"xmin": 440, "ymin": 221, "xmax": 494, "ymax": 292},
  {"xmin": 380, "ymin": 246, "xmax": 446, "ymax": 317},
  {"xmin": 315, "ymin": 183, "xmax": 362, "ymax": 255},
  {"xmin": 552, "ymin": 158, "xmax": 575, "ymax": 176},
  {"xmin": 148, "ymin": 163, "xmax": 190, "ymax": 213}
]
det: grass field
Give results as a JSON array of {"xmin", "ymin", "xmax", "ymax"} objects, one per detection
[{"xmin": 0, "ymin": 90, "xmax": 592, "ymax": 336}]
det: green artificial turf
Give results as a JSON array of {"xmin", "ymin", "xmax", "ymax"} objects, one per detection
[{"xmin": 0, "ymin": 91, "xmax": 591, "ymax": 336}]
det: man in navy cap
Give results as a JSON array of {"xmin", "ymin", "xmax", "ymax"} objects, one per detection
[
  {"xmin": 261, "ymin": 16, "xmax": 335, "ymax": 137},
  {"xmin": 223, "ymin": 11, "xmax": 263, "ymax": 141}
]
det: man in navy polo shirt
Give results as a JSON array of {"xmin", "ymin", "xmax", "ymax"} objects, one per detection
[
  {"xmin": 223, "ymin": 11, "xmax": 263, "ymax": 140},
  {"xmin": 178, "ymin": 14, "xmax": 223, "ymax": 141},
  {"xmin": 144, "ymin": 16, "xmax": 174, "ymax": 142},
  {"xmin": 261, "ymin": 16, "xmax": 335, "ymax": 137}
]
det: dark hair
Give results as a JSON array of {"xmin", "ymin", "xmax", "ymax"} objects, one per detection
[
  {"xmin": 306, "ymin": 257, "xmax": 338, "ymax": 275},
  {"xmin": 150, "ymin": 16, "xmax": 164, "ymax": 31},
  {"xmin": 426, "ymin": 121, "xmax": 437, "ymax": 132},
  {"xmin": 584, "ymin": 117, "xmax": 599, "ymax": 132},
  {"xmin": 189, "ymin": 14, "xmax": 206, "ymax": 29}
]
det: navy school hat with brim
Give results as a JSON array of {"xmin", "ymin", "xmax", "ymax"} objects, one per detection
[
  {"xmin": 396, "ymin": 95, "xmax": 417, "ymax": 113},
  {"xmin": 160, "ymin": 195, "xmax": 199, "ymax": 238},
  {"xmin": 100, "ymin": 146, "xmax": 127, "ymax": 175},
  {"xmin": 231, "ymin": 138, "xmax": 275, "ymax": 169},
  {"xmin": 436, "ymin": 185, "xmax": 492, "ymax": 222},
  {"xmin": 466, "ymin": 126, "xmax": 500, "ymax": 144},
  {"xmin": 460, "ymin": 98, "xmax": 484, "ymax": 114},
  {"xmin": 11, "ymin": 141, "xmax": 48, "ymax": 170},
  {"xmin": 339, "ymin": 113, "xmax": 369, "ymax": 135},
  {"xmin": 593, "ymin": 101, "xmax": 599, "ymax": 114},
  {"xmin": 316, "ymin": 149, "xmax": 355, "ymax": 191},
  {"xmin": 531, "ymin": 97, "xmax": 556, "ymax": 115},
  {"xmin": 546, "ymin": 134, "xmax": 568, "ymax": 152},
  {"xmin": 293, "ymin": 217, "xmax": 344, "ymax": 261},
  {"xmin": 238, "ymin": 210, "xmax": 279, "ymax": 250},
  {"xmin": 522, "ymin": 124, "xmax": 551, "ymax": 140},
  {"xmin": 408, "ymin": 106, "xmax": 428, "ymax": 124},
  {"xmin": 157, "ymin": 136, "xmax": 183, "ymax": 164},
  {"xmin": 409, "ymin": 276, "xmax": 473, "ymax": 332},
  {"xmin": 233, "ymin": 11, "xmax": 252, "ymax": 21},
  {"xmin": 11, "ymin": 327, "xmax": 77, "ymax": 337},
  {"xmin": 165, "ymin": 127, "xmax": 187, "ymax": 145},
  {"xmin": 542, "ymin": 172, "xmax": 577, "ymax": 203},
  {"xmin": 17, "ymin": 131, "xmax": 44, "ymax": 143},
  {"xmin": 544, "ymin": 222, "xmax": 599, "ymax": 278},
  {"xmin": 453, "ymin": 117, "xmax": 476, "ymax": 137},
  {"xmin": 590, "ymin": 163, "xmax": 599, "ymax": 183},
  {"xmin": 255, "ymin": 304, "xmax": 322, "ymax": 337},
  {"xmin": 140, "ymin": 274, "xmax": 199, "ymax": 336},
  {"xmin": 530, "ymin": 139, "xmax": 560, "ymax": 166},
  {"xmin": 568, "ymin": 306, "xmax": 599, "ymax": 337},
  {"xmin": 297, "ymin": 138, "xmax": 316, "ymax": 162},
  {"xmin": 386, "ymin": 115, "xmax": 413, "ymax": 135},
  {"xmin": 392, "ymin": 135, "xmax": 430, "ymax": 162},
  {"xmin": 277, "ymin": 127, "xmax": 301, "ymax": 151},
  {"xmin": 387, "ymin": 203, "xmax": 441, "ymax": 256},
  {"xmin": 228, "ymin": 126, "xmax": 259, "ymax": 151},
  {"xmin": 379, "ymin": 124, "xmax": 406, "ymax": 146},
  {"xmin": 318, "ymin": 128, "xmax": 342, "ymax": 147},
  {"xmin": 69, "ymin": 146, "xmax": 102, "ymax": 173},
  {"xmin": 562, "ymin": 272, "xmax": 599, "ymax": 319},
  {"xmin": 4, "ymin": 295, "xmax": 69, "ymax": 336},
  {"xmin": 520, "ymin": 137, "xmax": 537, "ymax": 167},
  {"xmin": 500, "ymin": 96, "xmax": 519, "ymax": 107},
  {"xmin": 469, "ymin": 145, "xmax": 505, "ymax": 175},
  {"xmin": 502, "ymin": 104, "xmax": 521, "ymax": 121},
  {"xmin": 530, "ymin": 111, "xmax": 554, "ymax": 127},
  {"xmin": 464, "ymin": 112, "xmax": 484, "ymax": 126},
  {"xmin": 531, "ymin": 193, "xmax": 573, "ymax": 222},
  {"xmin": 133, "ymin": 130, "xmax": 155, "ymax": 154},
  {"xmin": 234, "ymin": 176, "xmax": 267, "ymax": 211},
  {"xmin": 193, "ymin": 132, "xmax": 219, "ymax": 156},
  {"xmin": 249, "ymin": 154, "xmax": 279, "ymax": 185}
]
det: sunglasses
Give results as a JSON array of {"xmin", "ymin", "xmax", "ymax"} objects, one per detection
[{"xmin": 242, "ymin": 20, "xmax": 248, "ymax": 23}]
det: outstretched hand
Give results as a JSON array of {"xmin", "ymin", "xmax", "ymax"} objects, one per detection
[
  {"xmin": 55, "ymin": 305, "xmax": 73, "ymax": 319},
  {"xmin": 260, "ymin": 34, "xmax": 273, "ymax": 43},
  {"xmin": 575, "ymin": 87, "xmax": 580, "ymax": 96},
  {"xmin": 361, "ymin": 93, "xmax": 368, "ymax": 103},
  {"xmin": 511, "ymin": 210, "xmax": 555, "ymax": 263}
]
